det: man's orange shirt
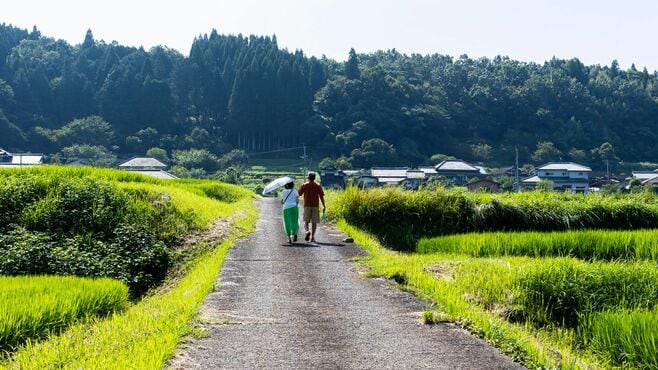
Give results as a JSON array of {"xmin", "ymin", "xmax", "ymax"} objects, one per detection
[{"xmin": 298, "ymin": 181, "xmax": 324, "ymax": 208}]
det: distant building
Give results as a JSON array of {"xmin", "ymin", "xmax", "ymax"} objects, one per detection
[
  {"xmin": 522, "ymin": 162, "xmax": 591, "ymax": 193},
  {"xmin": 319, "ymin": 167, "xmax": 346, "ymax": 189},
  {"xmin": 433, "ymin": 160, "xmax": 484, "ymax": 185},
  {"xmin": 117, "ymin": 156, "xmax": 177, "ymax": 180},
  {"xmin": 370, "ymin": 167, "xmax": 409, "ymax": 185},
  {"xmin": 467, "ymin": 179, "xmax": 501, "ymax": 192},
  {"xmin": 0, "ymin": 149, "xmax": 43, "ymax": 168},
  {"xmin": 118, "ymin": 157, "xmax": 168, "ymax": 170}
]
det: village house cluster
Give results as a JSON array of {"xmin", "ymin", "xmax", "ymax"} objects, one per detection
[{"xmin": 4, "ymin": 147, "xmax": 658, "ymax": 193}]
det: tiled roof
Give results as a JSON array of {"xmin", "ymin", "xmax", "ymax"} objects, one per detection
[
  {"xmin": 435, "ymin": 160, "xmax": 479, "ymax": 172},
  {"xmin": 119, "ymin": 157, "xmax": 167, "ymax": 168},
  {"xmin": 537, "ymin": 162, "xmax": 591, "ymax": 172}
]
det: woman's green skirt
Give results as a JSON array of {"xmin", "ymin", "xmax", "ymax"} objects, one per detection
[{"xmin": 282, "ymin": 206, "xmax": 299, "ymax": 237}]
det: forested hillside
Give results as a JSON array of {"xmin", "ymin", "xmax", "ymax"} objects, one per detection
[{"xmin": 2, "ymin": 23, "xmax": 658, "ymax": 170}]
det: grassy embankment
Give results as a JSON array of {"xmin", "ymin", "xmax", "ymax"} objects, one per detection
[
  {"xmin": 329, "ymin": 187, "xmax": 658, "ymax": 369},
  {"xmin": 0, "ymin": 166, "xmax": 257, "ymax": 368}
]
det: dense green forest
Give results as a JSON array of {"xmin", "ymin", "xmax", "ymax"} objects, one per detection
[{"xmin": 2, "ymin": 23, "xmax": 658, "ymax": 173}]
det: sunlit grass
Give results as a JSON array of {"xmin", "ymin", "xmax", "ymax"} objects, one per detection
[
  {"xmin": 1, "ymin": 197, "xmax": 257, "ymax": 369},
  {"xmin": 0, "ymin": 276, "xmax": 129, "ymax": 353},
  {"xmin": 418, "ymin": 229, "xmax": 658, "ymax": 261}
]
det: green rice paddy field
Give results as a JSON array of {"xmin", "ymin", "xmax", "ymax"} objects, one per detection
[{"xmin": 331, "ymin": 187, "xmax": 658, "ymax": 369}]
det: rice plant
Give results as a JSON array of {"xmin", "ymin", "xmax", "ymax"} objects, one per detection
[
  {"xmin": 517, "ymin": 258, "xmax": 658, "ymax": 328},
  {"xmin": 332, "ymin": 186, "xmax": 658, "ymax": 250},
  {"xmin": 417, "ymin": 229, "xmax": 658, "ymax": 261},
  {"xmin": 583, "ymin": 308, "xmax": 658, "ymax": 368},
  {"xmin": 0, "ymin": 276, "xmax": 129, "ymax": 352}
]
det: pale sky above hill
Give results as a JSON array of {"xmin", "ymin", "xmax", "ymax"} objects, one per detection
[{"xmin": 3, "ymin": 0, "xmax": 658, "ymax": 71}]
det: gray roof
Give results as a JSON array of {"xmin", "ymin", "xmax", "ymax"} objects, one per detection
[
  {"xmin": 119, "ymin": 157, "xmax": 167, "ymax": 169},
  {"xmin": 632, "ymin": 171, "xmax": 658, "ymax": 180},
  {"xmin": 435, "ymin": 160, "xmax": 479, "ymax": 172},
  {"xmin": 418, "ymin": 166, "xmax": 437, "ymax": 175},
  {"xmin": 521, "ymin": 175, "xmax": 542, "ymax": 184},
  {"xmin": 537, "ymin": 162, "xmax": 591, "ymax": 172},
  {"xmin": 371, "ymin": 167, "xmax": 409, "ymax": 178}
]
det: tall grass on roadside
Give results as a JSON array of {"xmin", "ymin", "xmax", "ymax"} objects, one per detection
[
  {"xmin": 582, "ymin": 308, "xmax": 658, "ymax": 368},
  {"xmin": 418, "ymin": 229, "xmax": 658, "ymax": 261},
  {"xmin": 330, "ymin": 186, "xmax": 473, "ymax": 250},
  {"xmin": 332, "ymin": 186, "xmax": 658, "ymax": 250},
  {"xmin": 0, "ymin": 276, "xmax": 128, "ymax": 353}
]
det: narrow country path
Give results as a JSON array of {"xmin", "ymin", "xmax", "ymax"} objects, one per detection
[{"xmin": 171, "ymin": 198, "xmax": 523, "ymax": 369}]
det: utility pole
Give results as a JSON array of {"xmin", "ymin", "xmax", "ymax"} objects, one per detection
[
  {"xmin": 515, "ymin": 146, "xmax": 520, "ymax": 192},
  {"xmin": 606, "ymin": 159, "xmax": 610, "ymax": 181},
  {"xmin": 300, "ymin": 144, "xmax": 309, "ymax": 177}
]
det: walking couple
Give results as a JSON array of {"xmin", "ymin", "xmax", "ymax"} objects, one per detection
[{"xmin": 281, "ymin": 172, "xmax": 326, "ymax": 243}]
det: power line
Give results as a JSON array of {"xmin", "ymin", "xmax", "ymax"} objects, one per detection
[{"xmin": 245, "ymin": 146, "xmax": 306, "ymax": 156}]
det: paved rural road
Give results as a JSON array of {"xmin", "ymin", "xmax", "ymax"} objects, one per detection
[{"xmin": 171, "ymin": 198, "xmax": 523, "ymax": 369}]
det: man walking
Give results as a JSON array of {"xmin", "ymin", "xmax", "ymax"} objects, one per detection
[{"xmin": 298, "ymin": 172, "xmax": 326, "ymax": 243}]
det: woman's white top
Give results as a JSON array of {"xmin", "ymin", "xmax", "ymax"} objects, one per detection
[{"xmin": 281, "ymin": 189, "xmax": 299, "ymax": 210}]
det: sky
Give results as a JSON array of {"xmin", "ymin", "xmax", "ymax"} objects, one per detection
[{"xmin": 3, "ymin": 0, "xmax": 658, "ymax": 71}]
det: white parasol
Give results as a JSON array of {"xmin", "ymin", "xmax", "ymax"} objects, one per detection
[{"xmin": 262, "ymin": 176, "xmax": 295, "ymax": 195}]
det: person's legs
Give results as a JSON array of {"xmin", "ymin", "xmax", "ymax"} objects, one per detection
[
  {"xmin": 310, "ymin": 208, "xmax": 320, "ymax": 242},
  {"xmin": 283, "ymin": 208, "xmax": 295, "ymax": 242},
  {"xmin": 303, "ymin": 207, "xmax": 311, "ymax": 241},
  {"xmin": 291, "ymin": 206, "xmax": 299, "ymax": 241}
]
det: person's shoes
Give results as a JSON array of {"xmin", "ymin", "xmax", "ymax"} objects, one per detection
[
  {"xmin": 305, "ymin": 232, "xmax": 311, "ymax": 241},
  {"xmin": 293, "ymin": 234, "xmax": 298, "ymax": 242},
  {"xmin": 310, "ymin": 238, "xmax": 316, "ymax": 243},
  {"xmin": 288, "ymin": 237, "xmax": 293, "ymax": 244}
]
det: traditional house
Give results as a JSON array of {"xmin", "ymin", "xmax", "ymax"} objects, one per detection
[
  {"xmin": 0, "ymin": 149, "xmax": 43, "ymax": 168},
  {"xmin": 117, "ymin": 157, "xmax": 177, "ymax": 179},
  {"xmin": 433, "ymin": 160, "xmax": 484, "ymax": 185},
  {"xmin": 522, "ymin": 162, "xmax": 591, "ymax": 193}
]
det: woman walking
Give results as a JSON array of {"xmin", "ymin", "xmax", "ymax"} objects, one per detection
[{"xmin": 281, "ymin": 181, "xmax": 300, "ymax": 243}]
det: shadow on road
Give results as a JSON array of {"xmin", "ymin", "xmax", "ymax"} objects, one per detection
[
  {"xmin": 281, "ymin": 241, "xmax": 345, "ymax": 248},
  {"xmin": 281, "ymin": 242, "xmax": 320, "ymax": 248}
]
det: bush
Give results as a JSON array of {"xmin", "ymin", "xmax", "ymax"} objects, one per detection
[
  {"xmin": 21, "ymin": 177, "xmax": 129, "ymax": 238},
  {"xmin": 0, "ymin": 226, "xmax": 168, "ymax": 295}
]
